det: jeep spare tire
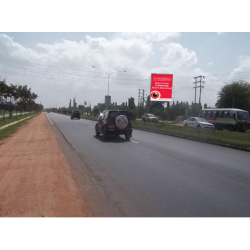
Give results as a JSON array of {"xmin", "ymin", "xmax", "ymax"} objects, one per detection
[{"xmin": 115, "ymin": 115, "xmax": 128, "ymax": 129}]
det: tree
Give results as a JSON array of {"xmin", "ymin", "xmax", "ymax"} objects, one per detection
[
  {"xmin": 145, "ymin": 95, "xmax": 164, "ymax": 112},
  {"xmin": 216, "ymin": 80, "xmax": 250, "ymax": 111},
  {"xmin": 93, "ymin": 106, "xmax": 100, "ymax": 116},
  {"xmin": 128, "ymin": 97, "xmax": 135, "ymax": 110}
]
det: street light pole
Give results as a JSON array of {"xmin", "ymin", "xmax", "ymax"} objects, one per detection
[
  {"xmin": 92, "ymin": 66, "xmax": 126, "ymax": 96},
  {"xmin": 75, "ymin": 91, "xmax": 84, "ymax": 108},
  {"xmin": 67, "ymin": 90, "xmax": 84, "ymax": 108}
]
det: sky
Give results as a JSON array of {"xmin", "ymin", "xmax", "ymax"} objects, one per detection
[{"xmin": 0, "ymin": 32, "xmax": 250, "ymax": 108}]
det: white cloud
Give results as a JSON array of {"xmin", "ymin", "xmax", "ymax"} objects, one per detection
[
  {"xmin": 207, "ymin": 62, "xmax": 213, "ymax": 66},
  {"xmin": 0, "ymin": 33, "xmax": 220, "ymax": 107},
  {"xmin": 160, "ymin": 43, "xmax": 198, "ymax": 69},
  {"xmin": 229, "ymin": 55, "xmax": 250, "ymax": 81},
  {"xmin": 0, "ymin": 34, "xmax": 42, "ymax": 61},
  {"xmin": 118, "ymin": 32, "xmax": 180, "ymax": 42}
]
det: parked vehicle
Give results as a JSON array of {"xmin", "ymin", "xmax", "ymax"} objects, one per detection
[
  {"xmin": 200, "ymin": 108, "xmax": 250, "ymax": 132},
  {"xmin": 142, "ymin": 113, "xmax": 158, "ymax": 123},
  {"xmin": 95, "ymin": 110, "xmax": 133, "ymax": 140},
  {"xmin": 183, "ymin": 117, "xmax": 214, "ymax": 129},
  {"xmin": 71, "ymin": 110, "xmax": 80, "ymax": 120}
]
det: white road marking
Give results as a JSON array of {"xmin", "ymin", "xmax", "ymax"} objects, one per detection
[
  {"xmin": 46, "ymin": 113, "xmax": 54, "ymax": 125},
  {"xmin": 131, "ymin": 140, "xmax": 138, "ymax": 144},
  {"xmin": 88, "ymin": 126, "xmax": 94, "ymax": 128}
]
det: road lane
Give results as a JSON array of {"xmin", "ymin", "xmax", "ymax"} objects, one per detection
[{"xmin": 49, "ymin": 113, "xmax": 250, "ymax": 216}]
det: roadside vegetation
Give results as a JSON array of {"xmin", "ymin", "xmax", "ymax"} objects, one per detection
[
  {"xmin": 0, "ymin": 113, "xmax": 35, "ymax": 127},
  {"xmin": 132, "ymin": 120, "xmax": 250, "ymax": 148},
  {"xmin": 0, "ymin": 78, "xmax": 43, "ymax": 120}
]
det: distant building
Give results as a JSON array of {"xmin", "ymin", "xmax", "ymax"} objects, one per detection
[
  {"xmin": 73, "ymin": 98, "xmax": 77, "ymax": 108},
  {"xmin": 69, "ymin": 99, "xmax": 72, "ymax": 108}
]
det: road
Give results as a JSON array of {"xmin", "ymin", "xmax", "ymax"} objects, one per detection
[{"xmin": 48, "ymin": 112, "xmax": 250, "ymax": 216}]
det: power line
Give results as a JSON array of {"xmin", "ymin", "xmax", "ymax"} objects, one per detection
[
  {"xmin": 0, "ymin": 67, "xmax": 201, "ymax": 87},
  {"xmin": 2, "ymin": 56, "xmax": 249, "ymax": 78},
  {"xmin": 0, "ymin": 62, "xmax": 149, "ymax": 82},
  {"xmin": 0, "ymin": 69, "xmax": 154, "ymax": 89}
]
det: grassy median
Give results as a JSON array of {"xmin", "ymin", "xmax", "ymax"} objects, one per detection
[
  {"xmin": 0, "ymin": 113, "xmax": 39, "ymax": 141},
  {"xmin": 132, "ymin": 120, "xmax": 250, "ymax": 149},
  {"xmin": 80, "ymin": 114, "xmax": 97, "ymax": 121},
  {"xmin": 0, "ymin": 112, "xmax": 35, "ymax": 127}
]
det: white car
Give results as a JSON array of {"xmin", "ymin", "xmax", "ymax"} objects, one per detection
[
  {"xmin": 142, "ymin": 113, "xmax": 159, "ymax": 123},
  {"xmin": 183, "ymin": 117, "xmax": 214, "ymax": 129}
]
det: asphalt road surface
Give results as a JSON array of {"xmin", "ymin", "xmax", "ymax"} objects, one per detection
[{"xmin": 48, "ymin": 113, "xmax": 250, "ymax": 216}]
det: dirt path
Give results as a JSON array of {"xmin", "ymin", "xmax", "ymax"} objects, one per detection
[{"xmin": 0, "ymin": 113, "xmax": 91, "ymax": 217}]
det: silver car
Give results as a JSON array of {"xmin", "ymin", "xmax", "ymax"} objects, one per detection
[
  {"xmin": 142, "ymin": 113, "xmax": 158, "ymax": 123},
  {"xmin": 183, "ymin": 117, "xmax": 214, "ymax": 129}
]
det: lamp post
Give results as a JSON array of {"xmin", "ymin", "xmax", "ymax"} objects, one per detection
[
  {"xmin": 92, "ymin": 66, "xmax": 126, "ymax": 96},
  {"xmin": 67, "ymin": 90, "xmax": 84, "ymax": 108},
  {"xmin": 75, "ymin": 91, "xmax": 84, "ymax": 102}
]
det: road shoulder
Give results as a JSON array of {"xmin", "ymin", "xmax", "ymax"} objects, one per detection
[{"xmin": 0, "ymin": 113, "xmax": 91, "ymax": 217}]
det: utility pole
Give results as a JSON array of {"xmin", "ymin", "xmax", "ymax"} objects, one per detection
[
  {"xmin": 193, "ymin": 76, "xmax": 199, "ymax": 104},
  {"xmin": 142, "ymin": 89, "xmax": 145, "ymax": 107},
  {"xmin": 138, "ymin": 89, "xmax": 141, "ymax": 107},
  {"xmin": 199, "ymin": 76, "xmax": 205, "ymax": 104}
]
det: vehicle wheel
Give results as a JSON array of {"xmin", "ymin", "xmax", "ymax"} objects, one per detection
[
  {"xmin": 125, "ymin": 134, "xmax": 131, "ymax": 140},
  {"xmin": 102, "ymin": 128, "xmax": 108, "ymax": 140},
  {"xmin": 228, "ymin": 125, "xmax": 234, "ymax": 131},
  {"xmin": 95, "ymin": 128, "xmax": 100, "ymax": 137},
  {"xmin": 197, "ymin": 125, "xmax": 201, "ymax": 129}
]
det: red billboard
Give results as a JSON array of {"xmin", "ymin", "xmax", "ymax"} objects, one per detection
[{"xmin": 150, "ymin": 73, "xmax": 173, "ymax": 101}]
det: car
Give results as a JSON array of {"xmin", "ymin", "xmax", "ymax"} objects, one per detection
[
  {"xmin": 95, "ymin": 110, "xmax": 133, "ymax": 140},
  {"xmin": 142, "ymin": 113, "xmax": 158, "ymax": 123},
  {"xmin": 71, "ymin": 110, "xmax": 80, "ymax": 120},
  {"xmin": 183, "ymin": 117, "xmax": 214, "ymax": 129}
]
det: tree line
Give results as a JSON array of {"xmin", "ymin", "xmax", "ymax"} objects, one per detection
[
  {"xmin": 52, "ymin": 80, "xmax": 250, "ymax": 120},
  {"xmin": 0, "ymin": 78, "xmax": 43, "ymax": 119}
]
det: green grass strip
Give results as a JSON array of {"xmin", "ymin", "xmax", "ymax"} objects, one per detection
[
  {"xmin": 0, "ymin": 112, "xmax": 37, "ymax": 127},
  {"xmin": 132, "ymin": 120, "xmax": 250, "ymax": 149},
  {"xmin": 0, "ymin": 113, "xmax": 40, "ymax": 141}
]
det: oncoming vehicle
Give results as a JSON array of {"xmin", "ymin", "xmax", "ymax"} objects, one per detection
[
  {"xmin": 183, "ymin": 117, "xmax": 214, "ymax": 129},
  {"xmin": 71, "ymin": 110, "xmax": 81, "ymax": 120},
  {"xmin": 200, "ymin": 108, "xmax": 250, "ymax": 132},
  {"xmin": 95, "ymin": 110, "xmax": 133, "ymax": 140},
  {"xmin": 142, "ymin": 113, "xmax": 158, "ymax": 123}
]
